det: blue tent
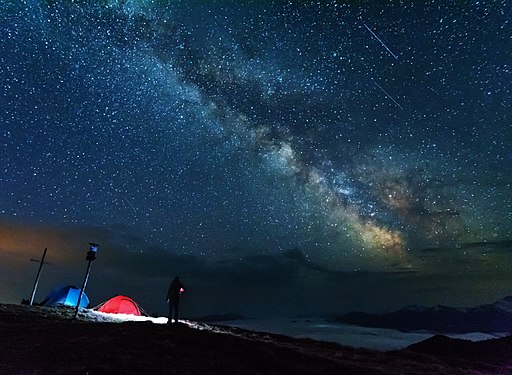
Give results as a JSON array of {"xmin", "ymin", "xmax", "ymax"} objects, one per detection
[{"xmin": 41, "ymin": 285, "xmax": 90, "ymax": 308}]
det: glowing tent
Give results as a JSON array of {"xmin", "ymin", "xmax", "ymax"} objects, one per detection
[
  {"xmin": 41, "ymin": 285, "xmax": 90, "ymax": 308},
  {"xmin": 96, "ymin": 295, "xmax": 144, "ymax": 316}
]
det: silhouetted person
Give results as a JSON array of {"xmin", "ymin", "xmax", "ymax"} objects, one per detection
[{"xmin": 167, "ymin": 276, "xmax": 185, "ymax": 324}]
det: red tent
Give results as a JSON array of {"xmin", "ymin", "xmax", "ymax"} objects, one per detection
[{"xmin": 97, "ymin": 295, "xmax": 143, "ymax": 316}]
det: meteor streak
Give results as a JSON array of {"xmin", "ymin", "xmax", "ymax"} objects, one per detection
[
  {"xmin": 373, "ymin": 81, "xmax": 404, "ymax": 110},
  {"xmin": 364, "ymin": 23, "xmax": 399, "ymax": 60}
]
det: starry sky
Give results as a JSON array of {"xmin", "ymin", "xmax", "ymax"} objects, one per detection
[{"xmin": 1, "ymin": 0, "xmax": 511, "ymax": 317}]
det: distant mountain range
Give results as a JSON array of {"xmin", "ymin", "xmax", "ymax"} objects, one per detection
[{"xmin": 332, "ymin": 296, "xmax": 512, "ymax": 333}]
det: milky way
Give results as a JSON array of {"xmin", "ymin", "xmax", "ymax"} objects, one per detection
[{"xmin": 1, "ymin": 0, "xmax": 511, "ymax": 272}]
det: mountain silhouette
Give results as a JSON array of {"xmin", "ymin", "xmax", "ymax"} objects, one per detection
[{"xmin": 332, "ymin": 296, "xmax": 512, "ymax": 333}]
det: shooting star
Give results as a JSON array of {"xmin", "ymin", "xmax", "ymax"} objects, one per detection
[
  {"xmin": 123, "ymin": 196, "xmax": 138, "ymax": 215},
  {"xmin": 364, "ymin": 23, "xmax": 399, "ymax": 60},
  {"xmin": 373, "ymin": 81, "xmax": 404, "ymax": 110}
]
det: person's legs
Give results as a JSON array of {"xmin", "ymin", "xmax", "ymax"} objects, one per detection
[
  {"xmin": 168, "ymin": 301, "xmax": 174, "ymax": 324},
  {"xmin": 173, "ymin": 301, "xmax": 179, "ymax": 323}
]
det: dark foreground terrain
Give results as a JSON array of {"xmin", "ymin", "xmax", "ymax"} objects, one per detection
[{"xmin": 0, "ymin": 304, "xmax": 511, "ymax": 374}]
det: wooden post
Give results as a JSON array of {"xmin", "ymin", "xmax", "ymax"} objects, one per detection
[
  {"xmin": 73, "ymin": 259, "xmax": 92, "ymax": 319},
  {"xmin": 73, "ymin": 243, "xmax": 98, "ymax": 320},
  {"xmin": 29, "ymin": 248, "xmax": 47, "ymax": 306}
]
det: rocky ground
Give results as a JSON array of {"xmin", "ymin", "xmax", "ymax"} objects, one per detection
[{"xmin": 0, "ymin": 304, "xmax": 511, "ymax": 374}]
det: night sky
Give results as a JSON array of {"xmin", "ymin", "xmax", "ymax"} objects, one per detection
[{"xmin": 1, "ymin": 0, "xmax": 511, "ymax": 317}]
